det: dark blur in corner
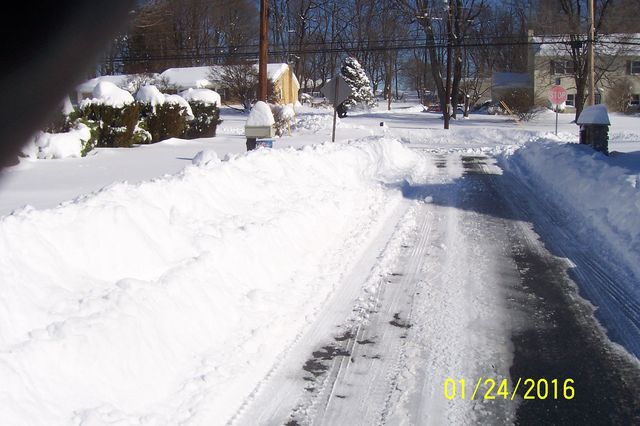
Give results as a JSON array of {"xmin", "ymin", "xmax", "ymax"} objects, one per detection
[{"xmin": 0, "ymin": 1, "xmax": 135, "ymax": 168}]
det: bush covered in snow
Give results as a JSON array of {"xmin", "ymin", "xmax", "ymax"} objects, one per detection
[
  {"xmin": 185, "ymin": 101, "xmax": 223, "ymax": 138},
  {"xmin": 270, "ymin": 103, "xmax": 296, "ymax": 136},
  {"xmin": 77, "ymin": 81, "xmax": 141, "ymax": 147},
  {"xmin": 179, "ymin": 88, "xmax": 223, "ymax": 138},
  {"xmin": 22, "ymin": 123, "xmax": 95, "ymax": 159},
  {"xmin": 78, "ymin": 103, "xmax": 141, "ymax": 147},
  {"xmin": 143, "ymin": 103, "xmax": 189, "ymax": 142}
]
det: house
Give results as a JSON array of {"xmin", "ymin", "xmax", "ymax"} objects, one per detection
[
  {"xmin": 529, "ymin": 32, "xmax": 640, "ymax": 112},
  {"xmin": 264, "ymin": 63, "xmax": 300, "ymax": 105},
  {"xmin": 158, "ymin": 63, "xmax": 299, "ymax": 104},
  {"xmin": 158, "ymin": 66, "xmax": 216, "ymax": 92},
  {"xmin": 76, "ymin": 63, "xmax": 300, "ymax": 105}
]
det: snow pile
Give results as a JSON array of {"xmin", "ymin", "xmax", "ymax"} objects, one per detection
[
  {"xmin": 0, "ymin": 138, "xmax": 430, "ymax": 425},
  {"xmin": 81, "ymin": 81, "xmax": 135, "ymax": 108},
  {"xmin": 501, "ymin": 141, "xmax": 640, "ymax": 276},
  {"xmin": 22, "ymin": 124, "xmax": 92, "ymax": 159},
  {"xmin": 135, "ymin": 85, "xmax": 165, "ymax": 109},
  {"xmin": 295, "ymin": 112, "xmax": 335, "ymax": 133},
  {"xmin": 280, "ymin": 104, "xmax": 296, "ymax": 121},
  {"xmin": 191, "ymin": 149, "xmax": 220, "ymax": 167},
  {"xmin": 399, "ymin": 127, "xmax": 575, "ymax": 151},
  {"xmin": 61, "ymin": 96, "xmax": 74, "ymax": 116},
  {"xmin": 179, "ymin": 88, "xmax": 221, "ymax": 106},
  {"xmin": 246, "ymin": 101, "xmax": 275, "ymax": 127}
]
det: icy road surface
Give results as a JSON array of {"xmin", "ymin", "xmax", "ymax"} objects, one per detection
[{"xmin": 236, "ymin": 153, "xmax": 640, "ymax": 425}]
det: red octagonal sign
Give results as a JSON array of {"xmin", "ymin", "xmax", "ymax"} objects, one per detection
[{"xmin": 549, "ymin": 85, "xmax": 568, "ymax": 105}]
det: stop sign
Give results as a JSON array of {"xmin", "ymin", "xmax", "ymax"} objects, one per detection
[{"xmin": 549, "ymin": 85, "xmax": 568, "ymax": 105}]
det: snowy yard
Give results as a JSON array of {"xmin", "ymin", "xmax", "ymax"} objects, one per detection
[{"xmin": 0, "ymin": 103, "xmax": 639, "ymax": 424}]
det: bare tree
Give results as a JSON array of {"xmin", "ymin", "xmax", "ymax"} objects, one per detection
[
  {"xmin": 213, "ymin": 64, "xmax": 258, "ymax": 109},
  {"xmin": 532, "ymin": 0, "xmax": 620, "ymax": 119},
  {"xmin": 397, "ymin": 0, "xmax": 486, "ymax": 119}
]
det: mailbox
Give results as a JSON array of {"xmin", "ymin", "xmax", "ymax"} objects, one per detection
[
  {"xmin": 577, "ymin": 104, "xmax": 610, "ymax": 155},
  {"xmin": 245, "ymin": 125, "xmax": 275, "ymax": 138}
]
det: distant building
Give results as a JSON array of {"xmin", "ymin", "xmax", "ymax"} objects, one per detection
[
  {"xmin": 530, "ymin": 32, "xmax": 640, "ymax": 112},
  {"xmin": 489, "ymin": 32, "xmax": 640, "ymax": 113}
]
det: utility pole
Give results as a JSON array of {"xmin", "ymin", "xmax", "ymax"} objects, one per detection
[
  {"xmin": 259, "ymin": 0, "xmax": 268, "ymax": 101},
  {"xmin": 588, "ymin": 0, "xmax": 595, "ymax": 105},
  {"xmin": 444, "ymin": 0, "xmax": 452, "ymax": 129}
]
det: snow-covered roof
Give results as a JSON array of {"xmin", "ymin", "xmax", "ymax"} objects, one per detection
[
  {"xmin": 76, "ymin": 73, "xmax": 160, "ymax": 94},
  {"xmin": 577, "ymin": 104, "xmax": 610, "ymax": 125},
  {"xmin": 76, "ymin": 75, "xmax": 130, "ymax": 94},
  {"xmin": 162, "ymin": 63, "xmax": 299, "ymax": 89},
  {"xmin": 159, "ymin": 66, "xmax": 214, "ymax": 90},
  {"xmin": 532, "ymin": 33, "xmax": 640, "ymax": 57},
  {"xmin": 492, "ymin": 72, "xmax": 531, "ymax": 89}
]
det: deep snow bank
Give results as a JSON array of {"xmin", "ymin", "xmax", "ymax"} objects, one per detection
[
  {"xmin": 0, "ymin": 139, "xmax": 430, "ymax": 425},
  {"xmin": 501, "ymin": 141, "xmax": 640, "ymax": 278}
]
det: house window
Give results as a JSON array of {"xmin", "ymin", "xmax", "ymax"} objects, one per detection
[
  {"xmin": 552, "ymin": 60, "xmax": 575, "ymax": 75},
  {"xmin": 566, "ymin": 94, "xmax": 575, "ymax": 106},
  {"xmin": 630, "ymin": 94, "xmax": 640, "ymax": 106},
  {"xmin": 631, "ymin": 61, "xmax": 640, "ymax": 75}
]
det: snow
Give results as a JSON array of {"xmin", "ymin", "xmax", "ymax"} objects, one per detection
[
  {"xmin": 0, "ymin": 138, "xmax": 429, "ymax": 425},
  {"xmin": 533, "ymin": 33, "xmax": 640, "ymax": 57},
  {"xmin": 246, "ymin": 101, "xmax": 275, "ymax": 127},
  {"xmin": 280, "ymin": 104, "xmax": 296, "ymax": 121},
  {"xmin": 61, "ymin": 96, "xmax": 74, "ymax": 116},
  {"xmin": 179, "ymin": 88, "xmax": 221, "ymax": 106},
  {"xmin": 191, "ymin": 149, "xmax": 220, "ymax": 167},
  {"xmin": 159, "ymin": 66, "xmax": 213, "ymax": 90},
  {"xmin": 163, "ymin": 94, "xmax": 194, "ymax": 119},
  {"xmin": 0, "ymin": 99, "xmax": 639, "ymax": 424},
  {"xmin": 81, "ymin": 81, "xmax": 134, "ymax": 108},
  {"xmin": 134, "ymin": 86, "xmax": 195, "ymax": 119},
  {"xmin": 500, "ymin": 141, "xmax": 640, "ymax": 278},
  {"xmin": 134, "ymin": 85, "xmax": 165, "ymax": 109},
  {"xmin": 21, "ymin": 124, "xmax": 92, "ymax": 160},
  {"xmin": 577, "ymin": 104, "xmax": 611, "ymax": 125},
  {"xmin": 76, "ymin": 75, "xmax": 132, "ymax": 94},
  {"xmin": 266, "ymin": 63, "xmax": 288, "ymax": 81}
]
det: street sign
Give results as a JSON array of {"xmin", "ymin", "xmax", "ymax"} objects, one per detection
[
  {"xmin": 321, "ymin": 75, "xmax": 354, "ymax": 143},
  {"xmin": 549, "ymin": 85, "xmax": 568, "ymax": 136},
  {"xmin": 320, "ymin": 75, "xmax": 353, "ymax": 107},
  {"xmin": 549, "ymin": 85, "xmax": 568, "ymax": 105}
]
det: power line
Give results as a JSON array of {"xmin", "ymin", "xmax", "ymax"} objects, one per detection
[{"xmin": 114, "ymin": 38, "xmax": 640, "ymax": 63}]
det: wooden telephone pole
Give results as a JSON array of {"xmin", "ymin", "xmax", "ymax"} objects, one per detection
[
  {"xmin": 588, "ymin": 0, "xmax": 595, "ymax": 105},
  {"xmin": 259, "ymin": 0, "xmax": 268, "ymax": 101},
  {"xmin": 444, "ymin": 0, "xmax": 453, "ymax": 130}
]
